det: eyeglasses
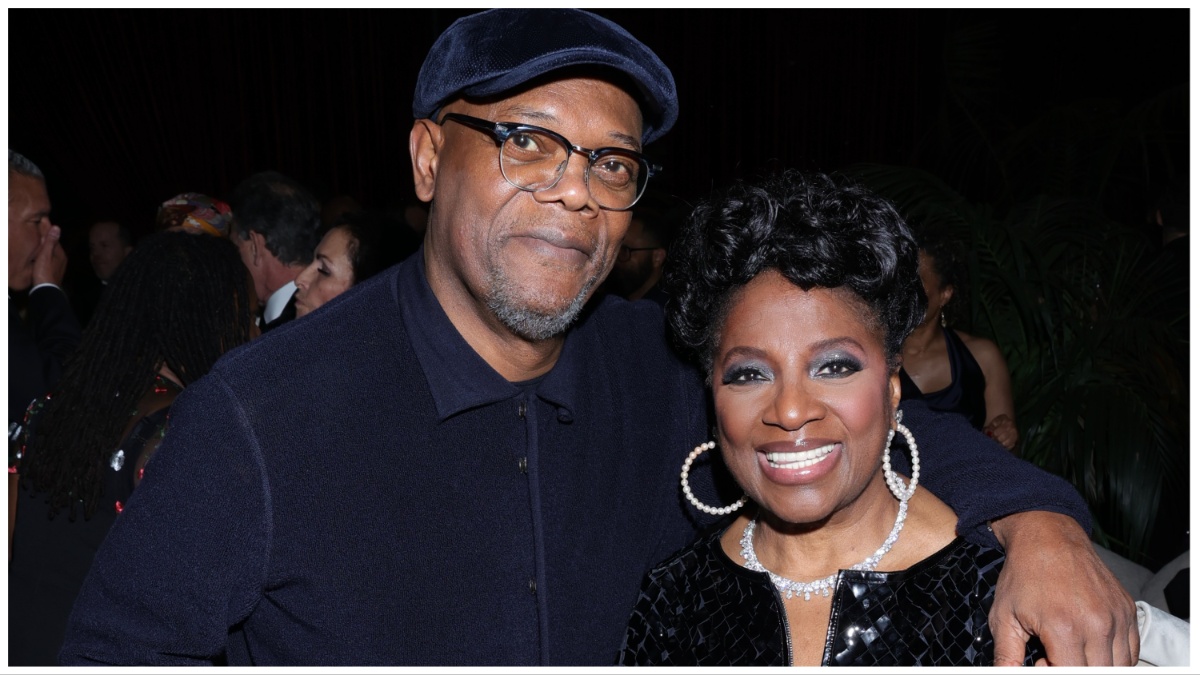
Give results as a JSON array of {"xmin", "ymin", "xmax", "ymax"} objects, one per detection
[
  {"xmin": 617, "ymin": 245, "xmax": 658, "ymax": 262},
  {"xmin": 440, "ymin": 113, "xmax": 659, "ymax": 211}
]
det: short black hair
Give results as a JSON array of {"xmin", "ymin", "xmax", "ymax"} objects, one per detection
[
  {"xmin": 229, "ymin": 171, "xmax": 321, "ymax": 266},
  {"xmin": 665, "ymin": 170, "xmax": 925, "ymax": 377},
  {"xmin": 325, "ymin": 210, "xmax": 420, "ymax": 284}
]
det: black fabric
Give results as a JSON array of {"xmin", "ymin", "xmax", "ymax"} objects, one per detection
[
  {"xmin": 1164, "ymin": 569, "xmax": 1189, "ymax": 620},
  {"xmin": 899, "ymin": 327, "xmax": 987, "ymax": 430},
  {"xmin": 9, "ymin": 401, "xmax": 172, "ymax": 666},
  {"xmin": 60, "ymin": 252, "xmax": 712, "ymax": 666},
  {"xmin": 7, "ymin": 288, "xmax": 81, "ymax": 432},
  {"xmin": 60, "ymin": 249, "xmax": 1089, "ymax": 666},
  {"xmin": 620, "ymin": 529, "xmax": 1046, "ymax": 666}
]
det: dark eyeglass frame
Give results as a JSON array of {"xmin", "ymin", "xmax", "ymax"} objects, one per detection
[{"xmin": 439, "ymin": 112, "xmax": 660, "ymax": 211}]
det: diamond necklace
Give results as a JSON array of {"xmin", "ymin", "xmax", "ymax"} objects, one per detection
[{"xmin": 739, "ymin": 496, "xmax": 909, "ymax": 601}]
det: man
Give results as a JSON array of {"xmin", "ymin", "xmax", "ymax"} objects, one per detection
[
  {"xmin": 70, "ymin": 219, "xmax": 135, "ymax": 326},
  {"xmin": 8, "ymin": 150, "xmax": 80, "ymax": 443},
  {"xmin": 601, "ymin": 197, "xmax": 681, "ymax": 304},
  {"xmin": 87, "ymin": 220, "xmax": 133, "ymax": 283},
  {"xmin": 228, "ymin": 171, "xmax": 321, "ymax": 332},
  {"xmin": 60, "ymin": 10, "xmax": 1136, "ymax": 666}
]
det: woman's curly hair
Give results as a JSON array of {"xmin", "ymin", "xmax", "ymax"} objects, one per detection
[{"xmin": 664, "ymin": 170, "xmax": 925, "ymax": 378}]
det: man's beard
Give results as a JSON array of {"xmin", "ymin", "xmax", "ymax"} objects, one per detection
[{"xmin": 485, "ymin": 265, "xmax": 600, "ymax": 341}]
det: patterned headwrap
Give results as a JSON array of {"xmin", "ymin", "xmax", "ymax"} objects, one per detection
[{"xmin": 157, "ymin": 193, "xmax": 232, "ymax": 238}]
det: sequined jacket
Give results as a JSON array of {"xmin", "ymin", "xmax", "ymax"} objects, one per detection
[{"xmin": 620, "ymin": 529, "xmax": 1045, "ymax": 666}]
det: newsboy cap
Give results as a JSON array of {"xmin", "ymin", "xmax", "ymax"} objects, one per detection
[{"xmin": 413, "ymin": 9, "xmax": 678, "ymax": 144}]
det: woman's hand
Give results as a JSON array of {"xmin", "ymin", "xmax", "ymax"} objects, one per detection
[
  {"xmin": 982, "ymin": 414, "xmax": 1019, "ymax": 453},
  {"xmin": 989, "ymin": 511, "xmax": 1138, "ymax": 666}
]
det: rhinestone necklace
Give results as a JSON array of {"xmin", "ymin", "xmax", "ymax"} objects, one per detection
[{"xmin": 739, "ymin": 496, "xmax": 909, "ymax": 601}]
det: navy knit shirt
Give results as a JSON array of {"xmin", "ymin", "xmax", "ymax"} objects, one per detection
[{"xmin": 59, "ymin": 251, "xmax": 1088, "ymax": 666}]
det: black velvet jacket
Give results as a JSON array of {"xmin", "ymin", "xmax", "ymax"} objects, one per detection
[{"xmin": 620, "ymin": 528, "xmax": 1045, "ymax": 666}]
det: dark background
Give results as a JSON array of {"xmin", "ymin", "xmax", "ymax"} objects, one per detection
[
  {"xmin": 9, "ymin": 9, "xmax": 1188, "ymax": 244},
  {"xmin": 5, "ymin": 9, "xmax": 1192, "ymax": 569}
]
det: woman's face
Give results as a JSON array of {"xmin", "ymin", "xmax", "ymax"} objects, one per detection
[
  {"xmin": 712, "ymin": 270, "xmax": 900, "ymax": 526},
  {"xmin": 295, "ymin": 227, "xmax": 356, "ymax": 318}
]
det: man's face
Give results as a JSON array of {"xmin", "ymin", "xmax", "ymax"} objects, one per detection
[
  {"xmin": 8, "ymin": 172, "xmax": 52, "ymax": 290},
  {"xmin": 419, "ymin": 77, "xmax": 643, "ymax": 341},
  {"xmin": 88, "ymin": 221, "xmax": 132, "ymax": 281}
]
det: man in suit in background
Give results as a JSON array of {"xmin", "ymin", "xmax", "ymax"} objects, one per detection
[
  {"xmin": 8, "ymin": 150, "xmax": 80, "ymax": 444},
  {"xmin": 228, "ymin": 171, "xmax": 321, "ymax": 332}
]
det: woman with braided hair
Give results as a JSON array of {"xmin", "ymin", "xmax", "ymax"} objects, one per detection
[{"xmin": 9, "ymin": 230, "xmax": 257, "ymax": 666}]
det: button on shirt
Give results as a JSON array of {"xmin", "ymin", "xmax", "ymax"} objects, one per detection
[
  {"xmin": 60, "ymin": 251, "xmax": 1091, "ymax": 666},
  {"xmin": 60, "ymin": 250, "xmax": 713, "ymax": 666}
]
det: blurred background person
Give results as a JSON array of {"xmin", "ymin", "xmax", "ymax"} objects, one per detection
[
  {"xmin": 899, "ymin": 223, "xmax": 1020, "ymax": 453},
  {"xmin": 8, "ymin": 149, "xmax": 79, "ymax": 452},
  {"xmin": 228, "ymin": 171, "xmax": 322, "ymax": 332},
  {"xmin": 8, "ymin": 231, "xmax": 257, "ymax": 666},
  {"xmin": 87, "ymin": 220, "xmax": 133, "ymax": 282},
  {"xmin": 74, "ymin": 219, "xmax": 135, "ymax": 327},
  {"xmin": 293, "ymin": 211, "xmax": 417, "ymax": 319},
  {"xmin": 600, "ymin": 192, "xmax": 685, "ymax": 306}
]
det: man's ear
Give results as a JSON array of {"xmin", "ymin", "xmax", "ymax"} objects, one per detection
[
  {"xmin": 651, "ymin": 247, "xmax": 667, "ymax": 268},
  {"xmin": 249, "ymin": 231, "xmax": 267, "ymax": 266},
  {"xmin": 410, "ymin": 119, "xmax": 443, "ymax": 203}
]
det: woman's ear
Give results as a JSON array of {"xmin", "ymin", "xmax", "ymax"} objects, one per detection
[
  {"xmin": 889, "ymin": 370, "xmax": 902, "ymax": 412},
  {"xmin": 940, "ymin": 283, "xmax": 955, "ymax": 311},
  {"xmin": 410, "ymin": 119, "xmax": 443, "ymax": 203}
]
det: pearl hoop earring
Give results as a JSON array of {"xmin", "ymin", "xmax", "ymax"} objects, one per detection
[
  {"xmin": 680, "ymin": 441, "xmax": 748, "ymax": 516},
  {"xmin": 881, "ymin": 410, "xmax": 920, "ymax": 502}
]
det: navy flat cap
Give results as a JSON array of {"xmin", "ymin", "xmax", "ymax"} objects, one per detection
[{"xmin": 413, "ymin": 9, "xmax": 678, "ymax": 144}]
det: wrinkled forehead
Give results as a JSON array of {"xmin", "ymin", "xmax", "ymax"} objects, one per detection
[{"xmin": 8, "ymin": 174, "xmax": 50, "ymax": 214}]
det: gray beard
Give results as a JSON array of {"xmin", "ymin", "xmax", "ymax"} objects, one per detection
[{"xmin": 485, "ymin": 266, "xmax": 598, "ymax": 341}]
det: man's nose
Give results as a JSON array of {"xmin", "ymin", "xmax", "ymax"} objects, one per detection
[{"xmin": 534, "ymin": 153, "xmax": 596, "ymax": 212}]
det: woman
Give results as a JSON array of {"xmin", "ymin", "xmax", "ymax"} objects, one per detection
[
  {"xmin": 293, "ymin": 212, "xmax": 418, "ymax": 318},
  {"xmin": 899, "ymin": 227, "xmax": 1019, "ymax": 451},
  {"xmin": 619, "ymin": 172, "xmax": 1043, "ymax": 666},
  {"xmin": 9, "ymin": 231, "xmax": 257, "ymax": 666}
]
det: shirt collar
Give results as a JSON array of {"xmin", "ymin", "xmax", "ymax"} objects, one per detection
[
  {"xmin": 399, "ymin": 250, "xmax": 580, "ymax": 421},
  {"xmin": 263, "ymin": 280, "xmax": 296, "ymax": 324}
]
